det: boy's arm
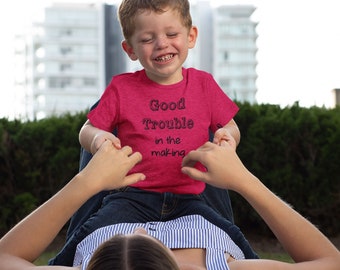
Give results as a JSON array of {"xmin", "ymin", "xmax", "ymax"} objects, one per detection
[
  {"xmin": 79, "ymin": 120, "xmax": 121, "ymax": 154},
  {"xmin": 0, "ymin": 141, "xmax": 144, "ymax": 270},
  {"xmin": 213, "ymin": 119, "xmax": 240, "ymax": 150}
]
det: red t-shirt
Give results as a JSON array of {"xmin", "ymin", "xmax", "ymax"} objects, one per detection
[{"xmin": 88, "ymin": 68, "xmax": 239, "ymax": 194}]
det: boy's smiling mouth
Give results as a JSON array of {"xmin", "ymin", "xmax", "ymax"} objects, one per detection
[{"xmin": 155, "ymin": 54, "xmax": 175, "ymax": 62}]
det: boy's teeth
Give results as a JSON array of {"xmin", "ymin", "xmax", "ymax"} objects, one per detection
[{"xmin": 156, "ymin": 54, "xmax": 174, "ymax": 62}]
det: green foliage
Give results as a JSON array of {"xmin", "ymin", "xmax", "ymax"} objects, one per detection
[
  {"xmin": 234, "ymin": 103, "xmax": 340, "ymax": 236},
  {"xmin": 0, "ymin": 104, "xmax": 339, "ymax": 237},
  {"xmin": 0, "ymin": 112, "xmax": 87, "ymax": 234},
  {"xmin": 12, "ymin": 192, "xmax": 38, "ymax": 220},
  {"xmin": 257, "ymin": 252, "xmax": 293, "ymax": 263}
]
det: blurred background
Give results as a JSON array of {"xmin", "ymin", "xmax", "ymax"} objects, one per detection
[{"xmin": 0, "ymin": 0, "xmax": 339, "ymax": 120}]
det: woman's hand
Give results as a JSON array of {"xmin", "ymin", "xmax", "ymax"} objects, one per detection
[
  {"xmin": 181, "ymin": 141, "xmax": 254, "ymax": 192},
  {"xmin": 81, "ymin": 140, "xmax": 145, "ymax": 193}
]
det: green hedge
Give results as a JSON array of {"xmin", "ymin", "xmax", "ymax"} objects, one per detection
[
  {"xmin": 0, "ymin": 113, "xmax": 87, "ymax": 234},
  {"xmin": 233, "ymin": 102, "xmax": 340, "ymax": 237},
  {"xmin": 0, "ymin": 103, "xmax": 339, "ymax": 237}
]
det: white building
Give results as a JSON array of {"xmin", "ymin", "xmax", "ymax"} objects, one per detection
[
  {"xmin": 16, "ymin": 1, "xmax": 258, "ymax": 119},
  {"xmin": 22, "ymin": 3, "xmax": 104, "ymax": 119},
  {"xmin": 332, "ymin": 88, "xmax": 340, "ymax": 107},
  {"xmin": 191, "ymin": 2, "xmax": 258, "ymax": 103},
  {"xmin": 16, "ymin": 3, "xmax": 125, "ymax": 119}
]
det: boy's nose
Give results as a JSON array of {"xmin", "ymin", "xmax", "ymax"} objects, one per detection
[{"xmin": 156, "ymin": 36, "xmax": 169, "ymax": 49}]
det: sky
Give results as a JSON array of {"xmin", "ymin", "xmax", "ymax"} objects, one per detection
[{"xmin": 0, "ymin": 0, "xmax": 340, "ymax": 119}]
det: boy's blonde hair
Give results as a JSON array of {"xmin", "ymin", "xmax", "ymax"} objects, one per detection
[{"xmin": 118, "ymin": 0, "xmax": 192, "ymax": 43}]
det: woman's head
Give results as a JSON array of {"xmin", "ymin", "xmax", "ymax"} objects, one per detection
[
  {"xmin": 87, "ymin": 233, "xmax": 180, "ymax": 270},
  {"xmin": 118, "ymin": 0, "xmax": 192, "ymax": 43}
]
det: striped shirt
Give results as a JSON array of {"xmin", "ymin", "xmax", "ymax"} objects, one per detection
[{"xmin": 74, "ymin": 215, "xmax": 244, "ymax": 270}]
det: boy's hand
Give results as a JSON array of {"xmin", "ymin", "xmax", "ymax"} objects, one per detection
[
  {"xmin": 213, "ymin": 128, "xmax": 237, "ymax": 150},
  {"xmin": 91, "ymin": 131, "xmax": 121, "ymax": 154}
]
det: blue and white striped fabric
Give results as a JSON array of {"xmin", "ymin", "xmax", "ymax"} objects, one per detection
[{"xmin": 74, "ymin": 215, "xmax": 244, "ymax": 270}]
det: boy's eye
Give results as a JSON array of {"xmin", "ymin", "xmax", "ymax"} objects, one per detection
[
  {"xmin": 141, "ymin": 38, "xmax": 153, "ymax": 43},
  {"xmin": 140, "ymin": 36, "xmax": 153, "ymax": 43},
  {"xmin": 167, "ymin": 33, "xmax": 178, "ymax": 38}
]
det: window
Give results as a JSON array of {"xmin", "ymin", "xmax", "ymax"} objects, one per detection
[
  {"xmin": 83, "ymin": 78, "xmax": 96, "ymax": 86},
  {"xmin": 60, "ymin": 29, "xmax": 72, "ymax": 37},
  {"xmin": 60, "ymin": 63, "xmax": 72, "ymax": 72},
  {"xmin": 224, "ymin": 51, "xmax": 229, "ymax": 61},
  {"xmin": 49, "ymin": 77, "xmax": 71, "ymax": 88},
  {"xmin": 60, "ymin": 46, "xmax": 72, "ymax": 55}
]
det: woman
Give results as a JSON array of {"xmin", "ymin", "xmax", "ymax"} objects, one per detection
[{"xmin": 0, "ymin": 141, "xmax": 339, "ymax": 269}]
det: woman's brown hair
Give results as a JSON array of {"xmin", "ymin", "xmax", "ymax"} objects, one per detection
[{"xmin": 87, "ymin": 234, "xmax": 180, "ymax": 269}]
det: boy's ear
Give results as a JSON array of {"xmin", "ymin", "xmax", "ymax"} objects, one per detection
[
  {"xmin": 122, "ymin": 40, "xmax": 138, "ymax": 61},
  {"xmin": 188, "ymin": 26, "xmax": 198, "ymax": 49}
]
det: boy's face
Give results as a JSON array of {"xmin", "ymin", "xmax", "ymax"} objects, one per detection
[{"xmin": 122, "ymin": 8, "xmax": 197, "ymax": 85}]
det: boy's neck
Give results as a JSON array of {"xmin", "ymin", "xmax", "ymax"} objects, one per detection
[{"xmin": 145, "ymin": 68, "xmax": 184, "ymax": 85}]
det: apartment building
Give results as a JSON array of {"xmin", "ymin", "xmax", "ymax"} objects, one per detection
[
  {"xmin": 332, "ymin": 88, "xmax": 340, "ymax": 107},
  {"xmin": 212, "ymin": 5, "xmax": 258, "ymax": 102},
  {"xmin": 16, "ymin": 3, "xmax": 125, "ymax": 119}
]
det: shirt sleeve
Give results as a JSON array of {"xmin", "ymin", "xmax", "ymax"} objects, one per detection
[
  {"xmin": 87, "ymin": 81, "xmax": 119, "ymax": 132},
  {"xmin": 206, "ymin": 74, "xmax": 239, "ymax": 133}
]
